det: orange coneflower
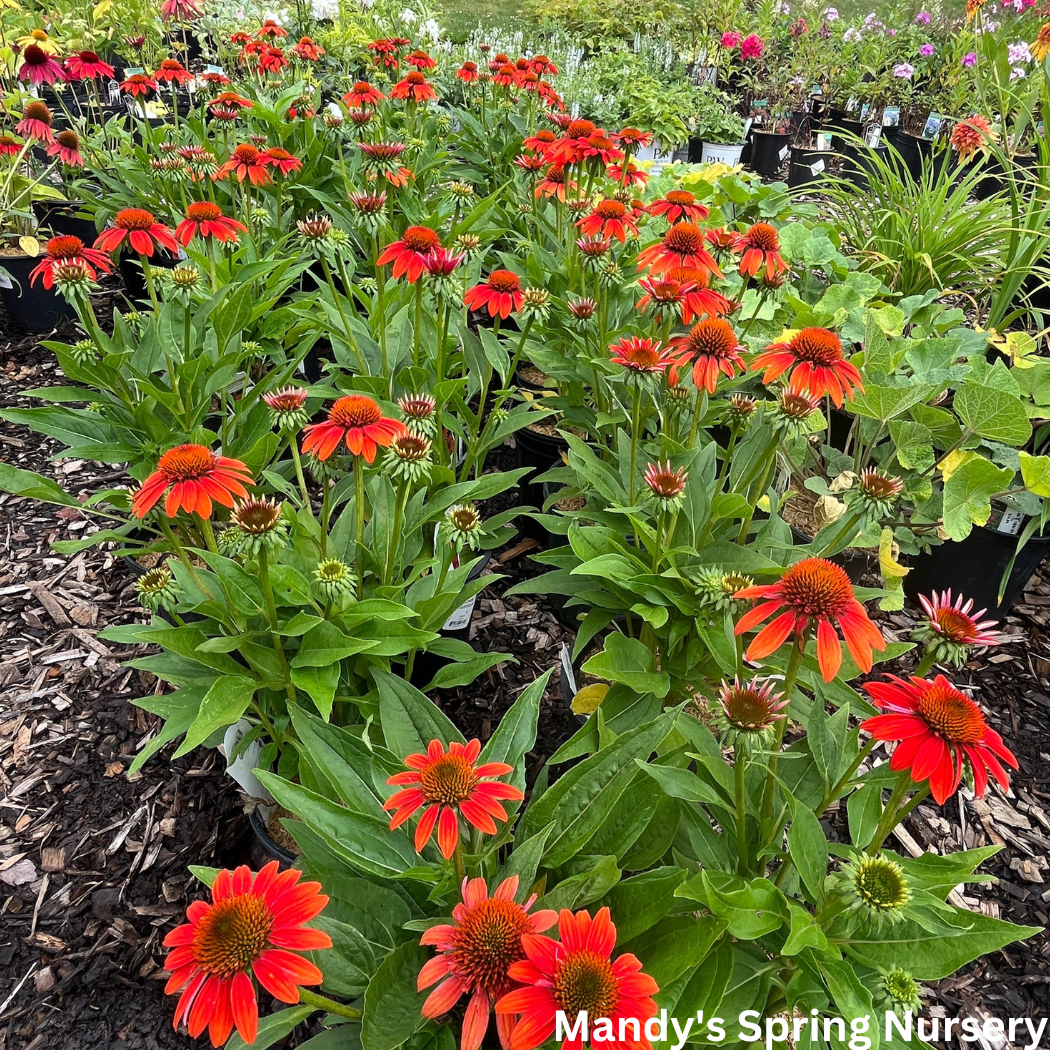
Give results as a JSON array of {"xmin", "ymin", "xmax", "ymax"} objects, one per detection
[
  {"xmin": 358, "ymin": 140, "xmax": 413, "ymax": 187},
  {"xmin": 664, "ymin": 266, "xmax": 732, "ymax": 322},
  {"xmin": 644, "ymin": 461, "xmax": 689, "ymax": 504},
  {"xmin": 608, "ymin": 336, "xmax": 686, "ymax": 375},
  {"xmin": 456, "ymin": 61, "xmax": 480, "ymax": 83},
  {"xmin": 406, "ymin": 48, "xmax": 436, "ymax": 69},
  {"xmin": 1032, "ymin": 21, "xmax": 1050, "ymax": 60},
  {"xmin": 175, "ymin": 201, "xmax": 247, "ymax": 245},
  {"xmin": 670, "ymin": 317, "xmax": 746, "ymax": 394},
  {"xmin": 120, "ymin": 73, "xmax": 157, "ymax": 96},
  {"xmin": 377, "ymin": 225, "xmax": 442, "ymax": 282},
  {"xmin": 636, "ymin": 222, "xmax": 723, "ymax": 280},
  {"xmin": 495, "ymin": 908, "xmax": 659, "ymax": 1050},
  {"xmin": 163, "ymin": 862, "xmax": 331, "ymax": 1048},
  {"xmin": 292, "ymin": 36, "xmax": 324, "ymax": 60},
  {"xmin": 343, "ymin": 80, "xmax": 385, "ymax": 107},
  {"xmin": 750, "ymin": 327, "xmax": 863, "ymax": 407},
  {"xmin": 29, "ymin": 236, "xmax": 113, "ymax": 289},
  {"xmin": 16, "ymin": 100, "xmax": 55, "ymax": 143},
  {"xmin": 915, "ymin": 590, "xmax": 1000, "ymax": 665},
  {"xmin": 264, "ymin": 147, "xmax": 302, "ymax": 175},
  {"xmin": 950, "ymin": 114, "xmax": 996, "ymax": 162},
  {"xmin": 0, "ymin": 134, "xmax": 23, "ymax": 157},
  {"xmin": 534, "ymin": 164, "xmax": 576, "ymax": 200},
  {"xmin": 155, "ymin": 58, "xmax": 192, "ymax": 84},
  {"xmin": 46, "ymin": 129, "xmax": 83, "ymax": 167},
  {"xmin": 576, "ymin": 199, "xmax": 639, "ymax": 243},
  {"xmin": 215, "ymin": 143, "xmax": 273, "ymax": 185},
  {"xmin": 301, "ymin": 394, "xmax": 406, "ymax": 462},
  {"xmin": 65, "ymin": 50, "xmax": 114, "ymax": 80},
  {"xmin": 258, "ymin": 46, "xmax": 288, "ymax": 74},
  {"xmin": 646, "ymin": 189, "xmax": 710, "ymax": 224},
  {"xmin": 607, "ymin": 160, "xmax": 648, "ymax": 187},
  {"xmin": 417, "ymin": 876, "xmax": 557, "ymax": 1050},
  {"xmin": 95, "ymin": 209, "xmax": 180, "ymax": 257},
  {"xmin": 737, "ymin": 222, "xmax": 788, "ymax": 281},
  {"xmin": 132, "ymin": 444, "xmax": 254, "ymax": 518},
  {"xmin": 390, "ymin": 70, "xmax": 438, "ymax": 103},
  {"xmin": 734, "ymin": 557, "xmax": 885, "ymax": 681},
  {"xmin": 464, "ymin": 270, "xmax": 524, "ymax": 319},
  {"xmin": 383, "ymin": 738, "xmax": 524, "ymax": 858},
  {"xmin": 861, "ymin": 675, "xmax": 1017, "ymax": 802}
]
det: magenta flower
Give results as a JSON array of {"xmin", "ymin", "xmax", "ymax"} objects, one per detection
[
  {"xmin": 915, "ymin": 10, "xmax": 931, "ymax": 22},
  {"xmin": 721, "ymin": 30, "xmax": 741, "ymax": 48},
  {"xmin": 962, "ymin": 51, "xmax": 977, "ymax": 66},
  {"xmin": 919, "ymin": 43, "xmax": 935, "ymax": 56},
  {"xmin": 741, "ymin": 33, "xmax": 765, "ymax": 59}
]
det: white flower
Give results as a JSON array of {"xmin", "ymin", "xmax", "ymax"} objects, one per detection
[
  {"xmin": 822, "ymin": 5, "xmax": 839, "ymax": 18},
  {"xmin": 420, "ymin": 16, "xmax": 440, "ymax": 42},
  {"xmin": 893, "ymin": 62, "xmax": 915, "ymax": 78},
  {"xmin": 311, "ymin": 0, "xmax": 338, "ymax": 16},
  {"xmin": 1008, "ymin": 41, "xmax": 1032, "ymax": 63},
  {"xmin": 399, "ymin": 5, "xmax": 416, "ymax": 21},
  {"xmin": 1011, "ymin": 65, "xmax": 1027, "ymax": 78}
]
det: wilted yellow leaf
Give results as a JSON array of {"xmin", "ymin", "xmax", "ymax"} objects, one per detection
[
  {"xmin": 878, "ymin": 527, "xmax": 909, "ymax": 578},
  {"xmin": 938, "ymin": 449, "xmax": 977, "ymax": 481},
  {"xmin": 571, "ymin": 683, "xmax": 608, "ymax": 715},
  {"xmin": 18, "ymin": 235, "xmax": 39, "ymax": 257}
]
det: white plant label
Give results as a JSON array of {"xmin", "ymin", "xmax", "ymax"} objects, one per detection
[
  {"xmin": 443, "ymin": 595, "xmax": 476, "ymax": 632},
  {"xmin": 811, "ymin": 159, "xmax": 826, "ymax": 174},
  {"xmin": 223, "ymin": 719, "xmax": 270, "ymax": 800},
  {"xmin": 778, "ymin": 145, "xmax": 790, "ymax": 161},
  {"xmin": 997, "ymin": 509, "xmax": 1024, "ymax": 536}
]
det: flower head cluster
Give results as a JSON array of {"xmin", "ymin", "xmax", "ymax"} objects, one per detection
[{"xmin": 913, "ymin": 590, "xmax": 1000, "ymax": 666}]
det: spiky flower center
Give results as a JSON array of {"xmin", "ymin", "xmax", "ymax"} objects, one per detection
[
  {"xmin": 401, "ymin": 226, "xmax": 441, "ymax": 253},
  {"xmin": 47, "ymin": 236, "xmax": 85, "ymax": 259},
  {"xmin": 192, "ymin": 894, "xmax": 274, "ymax": 977},
  {"xmin": 721, "ymin": 683, "xmax": 782, "ymax": 730},
  {"xmin": 554, "ymin": 951, "xmax": 619, "ymax": 1019},
  {"xmin": 860, "ymin": 468, "xmax": 903, "ymax": 501},
  {"xmin": 160, "ymin": 59, "xmax": 183, "ymax": 71},
  {"xmin": 56, "ymin": 129, "xmax": 79, "ymax": 150},
  {"xmin": 187, "ymin": 201, "xmax": 223, "ymax": 222},
  {"xmin": 22, "ymin": 44, "xmax": 49, "ymax": 65},
  {"xmin": 664, "ymin": 222, "xmax": 703, "ymax": 253},
  {"xmin": 391, "ymin": 433, "xmax": 431, "ymax": 460},
  {"xmin": 298, "ymin": 216, "xmax": 333, "ymax": 239},
  {"xmin": 929, "ymin": 607, "xmax": 981, "ymax": 644},
  {"xmin": 448, "ymin": 898, "xmax": 532, "ymax": 995},
  {"xmin": 729, "ymin": 394, "xmax": 757, "ymax": 417},
  {"xmin": 779, "ymin": 388, "xmax": 820, "ymax": 419},
  {"xmin": 568, "ymin": 298, "xmax": 596, "ymax": 319},
  {"xmin": 361, "ymin": 142, "xmax": 405, "ymax": 160},
  {"xmin": 915, "ymin": 682, "xmax": 986, "ymax": 743},
  {"xmin": 316, "ymin": 558, "xmax": 350, "ymax": 583},
  {"xmin": 594, "ymin": 199, "xmax": 626, "ymax": 220},
  {"xmin": 778, "ymin": 557, "xmax": 853, "ymax": 617},
  {"xmin": 884, "ymin": 968, "xmax": 920, "ymax": 1005},
  {"xmin": 852, "ymin": 856, "xmax": 910, "ymax": 910},
  {"xmin": 231, "ymin": 144, "xmax": 261, "ymax": 164},
  {"xmin": 158, "ymin": 444, "xmax": 218, "ymax": 481},
  {"xmin": 330, "ymin": 394, "xmax": 382, "ymax": 428},
  {"xmin": 487, "ymin": 269, "xmax": 521, "ymax": 293},
  {"xmin": 22, "ymin": 101, "xmax": 53, "ymax": 123},
  {"xmin": 665, "ymin": 190, "xmax": 695, "ymax": 206},
  {"xmin": 115, "ymin": 208, "xmax": 157, "ymax": 231},
  {"xmin": 404, "ymin": 71, "xmax": 426, "ymax": 85},
  {"xmin": 789, "ymin": 327, "xmax": 844, "ymax": 364},
  {"xmin": 419, "ymin": 752, "xmax": 479, "ymax": 804},
  {"xmin": 447, "ymin": 504, "xmax": 482, "ymax": 533},
  {"xmin": 618, "ymin": 343, "xmax": 660, "ymax": 368},
  {"xmin": 645, "ymin": 463, "xmax": 687, "ymax": 498},
  {"xmin": 398, "ymin": 393, "xmax": 436, "ymax": 419},
  {"xmin": 722, "ymin": 572, "xmax": 752, "ymax": 595},
  {"xmin": 264, "ymin": 386, "xmax": 308, "ymax": 412},
  {"xmin": 567, "ymin": 119, "xmax": 595, "ymax": 138},
  {"xmin": 686, "ymin": 319, "xmax": 738, "ymax": 358},
  {"xmin": 138, "ymin": 566, "xmax": 173, "ymax": 594},
  {"xmin": 170, "ymin": 266, "xmax": 200, "ymax": 287},
  {"xmin": 646, "ymin": 280, "xmax": 684, "ymax": 303},
  {"xmin": 742, "ymin": 222, "xmax": 780, "ymax": 251},
  {"xmin": 233, "ymin": 498, "xmax": 282, "ymax": 533}
]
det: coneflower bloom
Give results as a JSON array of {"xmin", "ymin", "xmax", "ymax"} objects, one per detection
[
  {"xmin": 417, "ymin": 876, "xmax": 557, "ymax": 1050},
  {"xmin": 422, "ymin": 247, "xmax": 466, "ymax": 279},
  {"xmin": 578, "ymin": 131, "xmax": 623, "ymax": 166},
  {"xmin": 464, "ymin": 270, "xmax": 524, "ymax": 319},
  {"xmin": 65, "ymin": 50, "xmax": 114, "ymax": 80},
  {"xmin": 215, "ymin": 144, "xmax": 273, "ymax": 186},
  {"xmin": 737, "ymin": 222, "xmax": 788, "ymax": 281},
  {"xmin": 636, "ymin": 222, "xmax": 723, "ymax": 280},
  {"xmin": 155, "ymin": 58, "xmax": 192, "ymax": 85},
  {"xmin": 644, "ymin": 461, "xmax": 689, "ymax": 505},
  {"xmin": 456, "ymin": 61, "xmax": 481, "ymax": 83},
  {"xmin": 716, "ymin": 677, "xmax": 789, "ymax": 744},
  {"xmin": 343, "ymin": 80, "xmax": 385, "ymax": 107},
  {"xmin": 258, "ymin": 47, "xmax": 288, "ymax": 74},
  {"xmin": 230, "ymin": 30, "xmax": 252, "ymax": 44},
  {"xmin": 29, "ymin": 236, "xmax": 113, "ymax": 289},
  {"xmin": 530, "ymin": 54, "xmax": 558, "ymax": 76},
  {"xmin": 492, "ymin": 63, "xmax": 520, "ymax": 88},
  {"xmin": 576, "ymin": 199, "xmax": 639, "ymax": 242},
  {"xmin": 515, "ymin": 153, "xmax": 546, "ymax": 173},
  {"xmin": 495, "ymin": 908, "xmax": 659, "ymax": 1050},
  {"xmin": 0, "ymin": 134, "xmax": 23, "ymax": 157},
  {"xmin": 750, "ymin": 327, "xmax": 863, "ymax": 407},
  {"xmin": 646, "ymin": 189, "xmax": 710, "ymax": 224},
  {"xmin": 263, "ymin": 386, "xmax": 310, "ymax": 430},
  {"xmin": 706, "ymin": 227, "xmax": 741, "ymax": 252},
  {"xmin": 406, "ymin": 48, "xmax": 436, "ymax": 69},
  {"xmin": 534, "ymin": 164, "xmax": 576, "ymax": 201},
  {"xmin": 121, "ymin": 73, "xmax": 157, "ymax": 96},
  {"xmin": 614, "ymin": 127, "xmax": 651, "ymax": 149},
  {"xmin": 301, "ymin": 394, "xmax": 406, "ymax": 462},
  {"xmin": 264, "ymin": 147, "xmax": 302, "ymax": 175},
  {"xmin": 163, "ymin": 862, "xmax": 331, "ymax": 1048},
  {"xmin": 46, "ymin": 129, "xmax": 83, "ymax": 167},
  {"xmin": 257, "ymin": 18, "xmax": 288, "ymax": 37},
  {"xmin": 390, "ymin": 70, "xmax": 438, "ymax": 102},
  {"xmin": 608, "ymin": 337, "xmax": 685, "ymax": 375},
  {"xmin": 734, "ymin": 557, "xmax": 886, "ymax": 681},
  {"xmin": 18, "ymin": 43, "xmax": 66, "ymax": 85},
  {"xmin": 915, "ymin": 590, "xmax": 1000, "ymax": 665},
  {"xmin": 661, "ymin": 267, "xmax": 732, "ymax": 322},
  {"xmin": 160, "ymin": 0, "xmax": 203, "ymax": 19},
  {"xmin": 368, "ymin": 37, "xmax": 399, "ymax": 68},
  {"xmin": 16, "ymin": 100, "xmax": 55, "ymax": 143},
  {"xmin": 670, "ymin": 318, "xmax": 745, "ymax": 394},
  {"xmin": 1033, "ymin": 22, "xmax": 1050, "ymax": 60},
  {"xmin": 95, "ymin": 209, "xmax": 180, "ymax": 258},
  {"xmin": 292, "ymin": 36, "xmax": 324, "ymax": 60},
  {"xmin": 378, "ymin": 225, "xmax": 442, "ymax": 282},
  {"xmin": 383, "ymin": 738, "xmax": 523, "ymax": 858},
  {"xmin": 132, "ymin": 444, "xmax": 254, "ymax": 518},
  {"xmin": 861, "ymin": 675, "xmax": 1017, "ymax": 802},
  {"xmin": 772, "ymin": 375, "xmax": 823, "ymax": 431},
  {"xmin": 210, "ymin": 90, "xmax": 254, "ymax": 110},
  {"xmin": 607, "ymin": 161, "xmax": 648, "ymax": 187},
  {"xmin": 175, "ymin": 202, "xmax": 248, "ymax": 245},
  {"xmin": 358, "ymin": 141, "xmax": 413, "ymax": 187},
  {"xmin": 950, "ymin": 114, "xmax": 996, "ymax": 162}
]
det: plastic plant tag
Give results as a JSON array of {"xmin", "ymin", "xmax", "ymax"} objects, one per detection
[
  {"xmin": 811, "ymin": 159, "xmax": 826, "ymax": 174},
  {"xmin": 559, "ymin": 642, "xmax": 577, "ymax": 698},
  {"xmin": 223, "ymin": 719, "xmax": 271, "ymax": 800},
  {"xmin": 0, "ymin": 272, "xmax": 13, "ymax": 289},
  {"xmin": 442, "ymin": 594, "xmax": 476, "ymax": 631},
  {"xmin": 778, "ymin": 144, "xmax": 790, "ymax": 161}
]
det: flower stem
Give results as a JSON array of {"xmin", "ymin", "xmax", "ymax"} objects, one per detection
[
  {"xmin": 735, "ymin": 740, "xmax": 750, "ymax": 875},
  {"xmin": 259, "ymin": 545, "xmax": 297, "ymax": 705},
  {"xmin": 297, "ymin": 987, "xmax": 362, "ymax": 1021},
  {"xmin": 913, "ymin": 648, "xmax": 938, "ymax": 678},
  {"xmin": 868, "ymin": 773, "xmax": 926, "ymax": 853},
  {"xmin": 760, "ymin": 643, "xmax": 804, "ymax": 828},
  {"xmin": 354, "ymin": 459, "xmax": 367, "ymax": 597}
]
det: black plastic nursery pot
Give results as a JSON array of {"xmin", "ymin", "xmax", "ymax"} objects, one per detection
[
  {"xmin": 787, "ymin": 146, "xmax": 834, "ymax": 188},
  {"xmin": 33, "ymin": 199, "xmax": 98, "ymax": 244},
  {"xmin": 789, "ymin": 526, "xmax": 869, "ymax": 584},
  {"xmin": 118, "ymin": 250, "xmax": 179, "ymax": 303},
  {"xmin": 903, "ymin": 518, "xmax": 1050, "ymax": 613},
  {"xmin": 841, "ymin": 142, "xmax": 889, "ymax": 190},
  {"xmin": 0, "ymin": 252, "xmax": 79, "ymax": 332},
  {"xmin": 972, "ymin": 153, "xmax": 1039, "ymax": 202},
  {"xmin": 892, "ymin": 131, "xmax": 940, "ymax": 181},
  {"xmin": 248, "ymin": 807, "xmax": 298, "ymax": 868},
  {"xmin": 828, "ymin": 118, "xmax": 864, "ymax": 153},
  {"xmin": 517, "ymin": 420, "xmax": 570, "ymax": 520},
  {"xmin": 748, "ymin": 131, "xmax": 792, "ymax": 179}
]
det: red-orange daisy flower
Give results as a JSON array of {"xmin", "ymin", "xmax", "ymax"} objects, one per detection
[
  {"xmin": 175, "ymin": 201, "xmax": 248, "ymax": 245},
  {"xmin": 214, "ymin": 143, "xmax": 273, "ymax": 186},
  {"xmin": 29, "ymin": 235, "xmax": 113, "ymax": 289},
  {"xmin": 576, "ymin": 199, "xmax": 639, "ymax": 243},
  {"xmin": 861, "ymin": 675, "xmax": 1017, "ymax": 802},
  {"xmin": 608, "ymin": 336, "xmax": 685, "ymax": 374},
  {"xmin": 636, "ymin": 222, "xmax": 723, "ymax": 280},
  {"xmin": 917, "ymin": 590, "xmax": 999, "ymax": 650},
  {"xmin": 292, "ymin": 36, "xmax": 324, "ymax": 60},
  {"xmin": 607, "ymin": 161, "xmax": 648, "ymax": 187},
  {"xmin": 264, "ymin": 147, "xmax": 302, "ymax": 175},
  {"xmin": 950, "ymin": 114, "xmax": 996, "ymax": 162},
  {"xmin": 155, "ymin": 58, "xmax": 192, "ymax": 84},
  {"xmin": 390, "ymin": 70, "xmax": 438, "ymax": 102},
  {"xmin": 121, "ymin": 72, "xmax": 157, "ymax": 96},
  {"xmin": 522, "ymin": 129, "xmax": 557, "ymax": 155},
  {"xmin": 383, "ymin": 738, "xmax": 523, "ymax": 858},
  {"xmin": 645, "ymin": 189, "xmax": 709, "ymax": 224},
  {"xmin": 94, "ymin": 208, "xmax": 180, "ymax": 257},
  {"xmin": 578, "ymin": 131, "xmax": 623, "ymax": 166},
  {"xmin": 534, "ymin": 165, "xmax": 576, "ymax": 201},
  {"xmin": 18, "ymin": 43, "xmax": 66, "ymax": 86},
  {"xmin": 662, "ymin": 266, "xmax": 732, "ymax": 322},
  {"xmin": 258, "ymin": 46, "xmax": 288, "ymax": 74},
  {"xmin": 670, "ymin": 317, "xmax": 745, "ymax": 394},
  {"xmin": 418, "ymin": 876, "xmax": 557, "ymax": 1050},
  {"xmin": 16, "ymin": 100, "xmax": 55, "ymax": 143},
  {"xmin": 163, "ymin": 862, "xmax": 331, "ymax": 1048},
  {"xmin": 65, "ymin": 50, "xmax": 115, "ymax": 80},
  {"xmin": 464, "ymin": 270, "xmax": 524, "ymax": 319},
  {"xmin": 737, "ymin": 222, "xmax": 789, "ymax": 281},
  {"xmin": 706, "ymin": 227, "xmax": 742, "ymax": 252},
  {"xmin": 257, "ymin": 18, "xmax": 288, "ymax": 37},
  {"xmin": 301, "ymin": 394, "xmax": 406, "ymax": 462},
  {"xmin": 377, "ymin": 225, "xmax": 442, "ymax": 282},
  {"xmin": 456, "ymin": 61, "xmax": 481, "ymax": 83},
  {"xmin": 46, "ymin": 128, "xmax": 83, "ymax": 167},
  {"xmin": 750, "ymin": 327, "xmax": 863, "ymax": 407},
  {"xmin": 343, "ymin": 80, "xmax": 385, "ymax": 107},
  {"xmin": 133, "ymin": 445, "xmax": 253, "ymax": 518},
  {"xmin": 734, "ymin": 557, "xmax": 886, "ymax": 681},
  {"xmin": 495, "ymin": 908, "xmax": 659, "ymax": 1050}
]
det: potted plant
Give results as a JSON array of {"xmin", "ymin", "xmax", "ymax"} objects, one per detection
[{"xmin": 688, "ymin": 83, "xmax": 747, "ymax": 166}]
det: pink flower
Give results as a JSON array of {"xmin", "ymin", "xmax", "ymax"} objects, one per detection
[
  {"xmin": 741, "ymin": 34, "xmax": 765, "ymax": 59},
  {"xmin": 721, "ymin": 30, "xmax": 741, "ymax": 48},
  {"xmin": 962, "ymin": 51, "xmax": 977, "ymax": 66}
]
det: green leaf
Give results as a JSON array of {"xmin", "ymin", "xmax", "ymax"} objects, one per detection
[
  {"xmin": 1019, "ymin": 450, "xmax": 1050, "ymax": 497},
  {"xmin": 667, "ymin": 939, "xmax": 733, "ymax": 1019},
  {"xmin": 0, "ymin": 463, "xmax": 78, "ymax": 506},
  {"xmin": 620, "ymin": 914, "xmax": 726, "ymax": 990},
  {"xmin": 847, "ymin": 782, "xmax": 883, "ymax": 849},
  {"xmin": 850, "ymin": 383, "xmax": 933, "ymax": 424},
  {"xmin": 290, "ymin": 621, "xmax": 379, "ymax": 666},
  {"xmin": 942, "ymin": 458, "xmax": 1014, "ymax": 541},
  {"xmin": 954, "ymin": 383, "xmax": 1032, "ymax": 445},
  {"xmin": 582, "ymin": 634, "xmax": 670, "ymax": 698},
  {"xmin": 788, "ymin": 800, "xmax": 828, "ymax": 900},
  {"xmin": 423, "ymin": 651, "xmax": 510, "ymax": 690},
  {"xmin": 635, "ymin": 761, "xmax": 721, "ymax": 804},
  {"xmin": 375, "ymin": 669, "xmax": 464, "ymax": 759},
  {"xmin": 361, "ymin": 943, "xmax": 430, "ymax": 1050},
  {"xmin": 521, "ymin": 708, "xmax": 679, "ymax": 867},
  {"xmin": 498, "ymin": 826, "xmax": 553, "ymax": 892},
  {"xmin": 599, "ymin": 867, "xmax": 687, "ymax": 944},
  {"xmin": 536, "ymin": 855, "xmax": 621, "ymax": 911},
  {"xmin": 224, "ymin": 1006, "xmax": 315, "ymax": 1050},
  {"xmin": 781, "ymin": 902, "xmax": 828, "ymax": 955},
  {"xmin": 174, "ymin": 676, "xmax": 257, "ymax": 757},
  {"xmin": 479, "ymin": 670, "xmax": 552, "ymax": 796},
  {"xmin": 678, "ymin": 872, "xmax": 788, "ymax": 939},
  {"xmin": 291, "ymin": 663, "xmax": 341, "ymax": 719},
  {"xmin": 188, "ymin": 865, "xmax": 219, "ymax": 887}
]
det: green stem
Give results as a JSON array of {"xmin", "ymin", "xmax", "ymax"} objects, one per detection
[
  {"xmin": 320, "ymin": 479, "xmax": 332, "ymax": 559},
  {"xmin": 384, "ymin": 482, "xmax": 410, "ymax": 587},
  {"xmin": 259, "ymin": 545, "xmax": 297, "ymax": 705},
  {"xmin": 354, "ymin": 459, "xmax": 367, "ymax": 597},
  {"xmin": 867, "ymin": 771, "xmax": 918, "ymax": 853},
  {"xmin": 288, "ymin": 434, "xmax": 312, "ymax": 511},
  {"xmin": 913, "ymin": 649, "xmax": 938, "ymax": 678},
  {"xmin": 321, "ymin": 257, "xmax": 366, "ymax": 374},
  {"xmin": 628, "ymin": 381, "xmax": 643, "ymax": 505},
  {"xmin": 413, "ymin": 279, "xmax": 424, "ymax": 369},
  {"xmin": 735, "ymin": 740, "xmax": 750, "ymax": 875},
  {"xmin": 297, "ymin": 987, "xmax": 362, "ymax": 1021},
  {"xmin": 816, "ymin": 737, "xmax": 877, "ymax": 818},
  {"xmin": 760, "ymin": 643, "xmax": 805, "ymax": 828},
  {"xmin": 199, "ymin": 515, "xmax": 219, "ymax": 554},
  {"xmin": 157, "ymin": 518, "xmax": 204, "ymax": 591}
]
